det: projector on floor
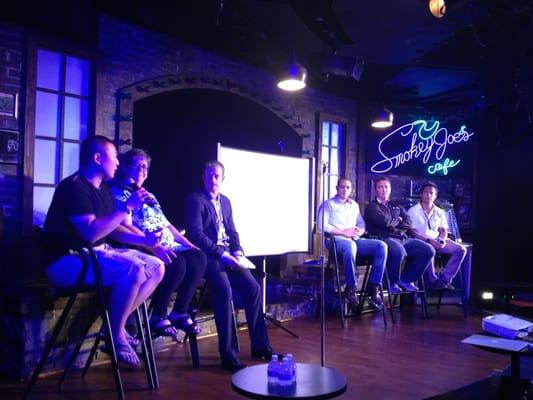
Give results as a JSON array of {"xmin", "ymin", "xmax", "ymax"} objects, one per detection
[{"xmin": 482, "ymin": 313, "xmax": 533, "ymax": 339}]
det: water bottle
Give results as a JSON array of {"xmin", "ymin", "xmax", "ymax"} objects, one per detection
[
  {"xmin": 286, "ymin": 353, "xmax": 297, "ymax": 383},
  {"xmin": 267, "ymin": 354, "xmax": 279, "ymax": 384},
  {"xmin": 278, "ymin": 357, "xmax": 292, "ymax": 387}
]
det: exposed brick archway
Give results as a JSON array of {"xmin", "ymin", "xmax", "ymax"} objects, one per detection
[{"xmin": 115, "ymin": 74, "xmax": 308, "ymax": 153}]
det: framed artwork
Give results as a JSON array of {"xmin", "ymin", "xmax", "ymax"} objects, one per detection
[
  {"xmin": 0, "ymin": 129, "xmax": 19, "ymax": 164},
  {"xmin": 0, "ymin": 91, "xmax": 18, "ymax": 119},
  {"xmin": 409, "ymin": 178, "xmax": 426, "ymax": 197}
]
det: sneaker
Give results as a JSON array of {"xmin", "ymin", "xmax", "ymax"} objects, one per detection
[
  {"xmin": 427, "ymin": 280, "xmax": 448, "ymax": 290},
  {"xmin": 389, "ymin": 283, "xmax": 403, "ymax": 295},
  {"xmin": 344, "ymin": 285, "xmax": 359, "ymax": 312},
  {"xmin": 438, "ymin": 274, "xmax": 455, "ymax": 289},
  {"xmin": 398, "ymin": 280, "xmax": 419, "ymax": 292}
]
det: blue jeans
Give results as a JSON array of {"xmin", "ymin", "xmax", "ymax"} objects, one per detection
[
  {"xmin": 384, "ymin": 238, "xmax": 435, "ymax": 284},
  {"xmin": 329, "ymin": 237, "xmax": 387, "ymax": 287}
]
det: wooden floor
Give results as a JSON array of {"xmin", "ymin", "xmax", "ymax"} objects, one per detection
[{"xmin": 6, "ymin": 306, "xmax": 511, "ymax": 400}]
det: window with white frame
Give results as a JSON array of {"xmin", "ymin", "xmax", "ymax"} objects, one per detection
[
  {"xmin": 32, "ymin": 48, "xmax": 91, "ymax": 226},
  {"xmin": 320, "ymin": 120, "xmax": 343, "ymax": 199}
]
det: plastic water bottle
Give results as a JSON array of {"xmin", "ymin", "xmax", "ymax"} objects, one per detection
[
  {"xmin": 267, "ymin": 354, "xmax": 279, "ymax": 384},
  {"xmin": 286, "ymin": 353, "xmax": 297, "ymax": 383},
  {"xmin": 278, "ymin": 357, "xmax": 292, "ymax": 387}
]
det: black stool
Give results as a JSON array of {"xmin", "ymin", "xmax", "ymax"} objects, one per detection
[
  {"xmin": 326, "ymin": 234, "xmax": 388, "ymax": 327},
  {"xmin": 389, "ymin": 257, "xmax": 429, "ymax": 322},
  {"xmin": 429, "ymin": 253, "xmax": 467, "ymax": 317},
  {"xmin": 183, "ymin": 279, "xmax": 240, "ymax": 367},
  {"xmin": 23, "ymin": 245, "xmax": 158, "ymax": 400}
]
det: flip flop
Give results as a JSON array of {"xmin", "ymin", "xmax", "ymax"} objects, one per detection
[
  {"xmin": 150, "ymin": 318, "xmax": 178, "ymax": 338},
  {"xmin": 101, "ymin": 342, "xmax": 141, "ymax": 368},
  {"xmin": 169, "ymin": 314, "xmax": 201, "ymax": 335},
  {"xmin": 99, "ymin": 329, "xmax": 140, "ymax": 348}
]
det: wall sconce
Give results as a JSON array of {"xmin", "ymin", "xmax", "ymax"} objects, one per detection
[
  {"xmin": 371, "ymin": 106, "xmax": 394, "ymax": 129},
  {"xmin": 277, "ymin": 61, "xmax": 307, "ymax": 92}
]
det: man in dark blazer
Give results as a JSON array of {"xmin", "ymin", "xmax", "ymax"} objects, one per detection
[{"xmin": 185, "ymin": 160, "xmax": 271, "ymax": 372}]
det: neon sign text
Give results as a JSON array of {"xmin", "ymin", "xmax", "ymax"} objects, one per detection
[
  {"xmin": 370, "ymin": 120, "xmax": 474, "ymax": 175},
  {"xmin": 427, "ymin": 158, "xmax": 461, "ymax": 175}
]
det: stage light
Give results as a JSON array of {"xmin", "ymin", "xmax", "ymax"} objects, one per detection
[
  {"xmin": 371, "ymin": 106, "xmax": 394, "ymax": 129},
  {"xmin": 428, "ymin": 0, "xmax": 446, "ymax": 18},
  {"xmin": 277, "ymin": 61, "xmax": 307, "ymax": 92},
  {"xmin": 481, "ymin": 291, "xmax": 494, "ymax": 300}
]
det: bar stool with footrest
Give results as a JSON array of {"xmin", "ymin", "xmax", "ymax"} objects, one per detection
[{"xmin": 23, "ymin": 244, "xmax": 158, "ymax": 400}]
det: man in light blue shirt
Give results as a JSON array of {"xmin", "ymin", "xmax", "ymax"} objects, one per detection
[{"xmin": 317, "ymin": 177, "xmax": 387, "ymax": 311}]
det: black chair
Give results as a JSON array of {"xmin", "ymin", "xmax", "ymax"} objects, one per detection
[
  {"xmin": 428, "ymin": 252, "xmax": 467, "ymax": 317},
  {"xmin": 325, "ymin": 234, "xmax": 390, "ymax": 327},
  {"xmin": 24, "ymin": 245, "xmax": 158, "ymax": 400},
  {"xmin": 388, "ymin": 256, "xmax": 429, "ymax": 322},
  {"xmin": 183, "ymin": 279, "xmax": 240, "ymax": 367}
]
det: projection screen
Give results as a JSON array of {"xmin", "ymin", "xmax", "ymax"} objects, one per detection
[{"xmin": 217, "ymin": 144, "xmax": 313, "ymax": 256}]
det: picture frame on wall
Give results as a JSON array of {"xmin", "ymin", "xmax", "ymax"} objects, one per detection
[
  {"xmin": 0, "ymin": 90, "xmax": 18, "ymax": 119},
  {"xmin": 409, "ymin": 178, "xmax": 426, "ymax": 197},
  {"xmin": 0, "ymin": 129, "xmax": 19, "ymax": 164}
]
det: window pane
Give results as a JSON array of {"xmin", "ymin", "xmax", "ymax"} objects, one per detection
[
  {"xmin": 35, "ymin": 91, "xmax": 60, "ymax": 138},
  {"xmin": 62, "ymin": 142, "xmax": 80, "ymax": 179},
  {"xmin": 33, "ymin": 186, "xmax": 56, "ymax": 227},
  {"xmin": 34, "ymin": 139, "xmax": 57, "ymax": 184},
  {"xmin": 330, "ymin": 149, "xmax": 339, "ymax": 175},
  {"xmin": 65, "ymin": 56, "xmax": 90, "ymax": 96},
  {"xmin": 329, "ymin": 176, "xmax": 337, "ymax": 198},
  {"xmin": 322, "ymin": 122, "xmax": 329, "ymax": 145},
  {"xmin": 64, "ymin": 97, "xmax": 88, "ymax": 140},
  {"xmin": 331, "ymin": 124, "xmax": 339, "ymax": 147},
  {"xmin": 321, "ymin": 146, "xmax": 329, "ymax": 165},
  {"xmin": 37, "ymin": 49, "xmax": 62, "ymax": 91}
]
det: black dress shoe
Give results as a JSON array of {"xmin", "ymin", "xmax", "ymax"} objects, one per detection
[
  {"xmin": 251, "ymin": 347, "xmax": 273, "ymax": 360},
  {"xmin": 345, "ymin": 285, "xmax": 359, "ymax": 312},
  {"xmin": 366, "ymin": 283, "xmax": 383, "ymax": 310},
  {"xmin": 221, "ymin": 358, "xmax": 247, "ymax": 372}
]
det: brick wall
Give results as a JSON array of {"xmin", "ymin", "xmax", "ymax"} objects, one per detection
[
  {"xmin": 0, "ymin": 24, "xmax": 24, "ymax": 245},
  {"xmin": 97, "ymin": 15, "xmax": 358, "ymax": 173}
]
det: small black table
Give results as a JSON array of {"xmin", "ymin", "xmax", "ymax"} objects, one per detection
[
  {"xmin": 231, "ymin": 363, "xmax": 347, "ymax": 399},
  {"xmin": 463, "ymin": 334, "xmax": 533, "ymax": 399}
]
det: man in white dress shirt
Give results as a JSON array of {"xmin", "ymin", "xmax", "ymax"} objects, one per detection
[
  {"xmin": 407, "ymin": 182, "xmax": 467, "ymax": 289},
  {"xmin": 317, "ymin": 177, "xmax": 387, "ymax": 311}
]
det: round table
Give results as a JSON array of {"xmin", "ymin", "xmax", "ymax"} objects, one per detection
[{"xmin": 231, "ymin": 363, "xmax": 347, "ymax": 399}]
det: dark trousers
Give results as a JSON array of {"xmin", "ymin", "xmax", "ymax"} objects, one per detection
[
  {"xmin": 204, "ymin": 257, "xmax": 270, "ymax": 361},
  {"xmin": 384, "ymin": 238, "xmax": 435, "ymax": 283},
  {"xmin": 151, "ymin": 249, "xmax": 207, "ymax": 318}
]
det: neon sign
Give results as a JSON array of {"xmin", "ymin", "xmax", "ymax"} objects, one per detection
[{"xmin": 370, "ymin": 120, "xmax": 474, "ymax": 176}]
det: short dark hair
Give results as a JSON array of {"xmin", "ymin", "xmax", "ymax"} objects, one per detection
[
  {"xmin": 374, "ymin": 176, "xmax": 391, "ymax": 188},
  {"xmin": 121, "ymin": 148, "xmax": 152, "ymax": 169},
  {"xmin": 337, "ymin": 176, "xmax": 352, "ymax": 186},
  {"xmin": 79, "ymin": 135, "xmax": 114, "ymax": 167},
  {"xmin": 204, "ymin": 160, "xmax": 225, "ymax": 175},
  {"xmin": 421, "ymin": 181, "xmax": 438, "ymax": 193}
]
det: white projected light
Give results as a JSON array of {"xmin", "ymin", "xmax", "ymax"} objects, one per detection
[{"xmin": 218, "ymin": 144, "xmax": 312, "ymax": 256}]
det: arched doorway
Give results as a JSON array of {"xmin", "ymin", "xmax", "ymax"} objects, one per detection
[{"xmin": 132, "ymin": 88, "xmax": 302, "ymax": 228}]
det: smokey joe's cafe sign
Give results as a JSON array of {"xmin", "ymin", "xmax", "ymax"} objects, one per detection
[{"xmin": 370, "ymin": 120, "xmax": 474, "ymax": 176}]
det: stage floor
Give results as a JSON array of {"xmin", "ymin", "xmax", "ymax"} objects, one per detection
[{"xmin": 6, "ymin": 306, "xmax": 511, "ymax": 399}]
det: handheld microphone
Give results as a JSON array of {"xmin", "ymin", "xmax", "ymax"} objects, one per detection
[{"xmin": 129, "ymin": 179, "xmax": 156, "ymax": 206}]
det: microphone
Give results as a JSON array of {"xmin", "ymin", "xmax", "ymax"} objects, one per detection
[{"xmin": 129, "ymin": 179, "xmax": 156, "ymax": 206}]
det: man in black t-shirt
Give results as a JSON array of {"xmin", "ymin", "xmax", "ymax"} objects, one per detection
[{"xmin": 44, "ymin": 135, "xmax": 164, "ymax": 366}]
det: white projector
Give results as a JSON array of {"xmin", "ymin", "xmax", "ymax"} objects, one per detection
[{"xmin": 482, "ymin": 313, "xmax": 533, "ymax": 339}]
